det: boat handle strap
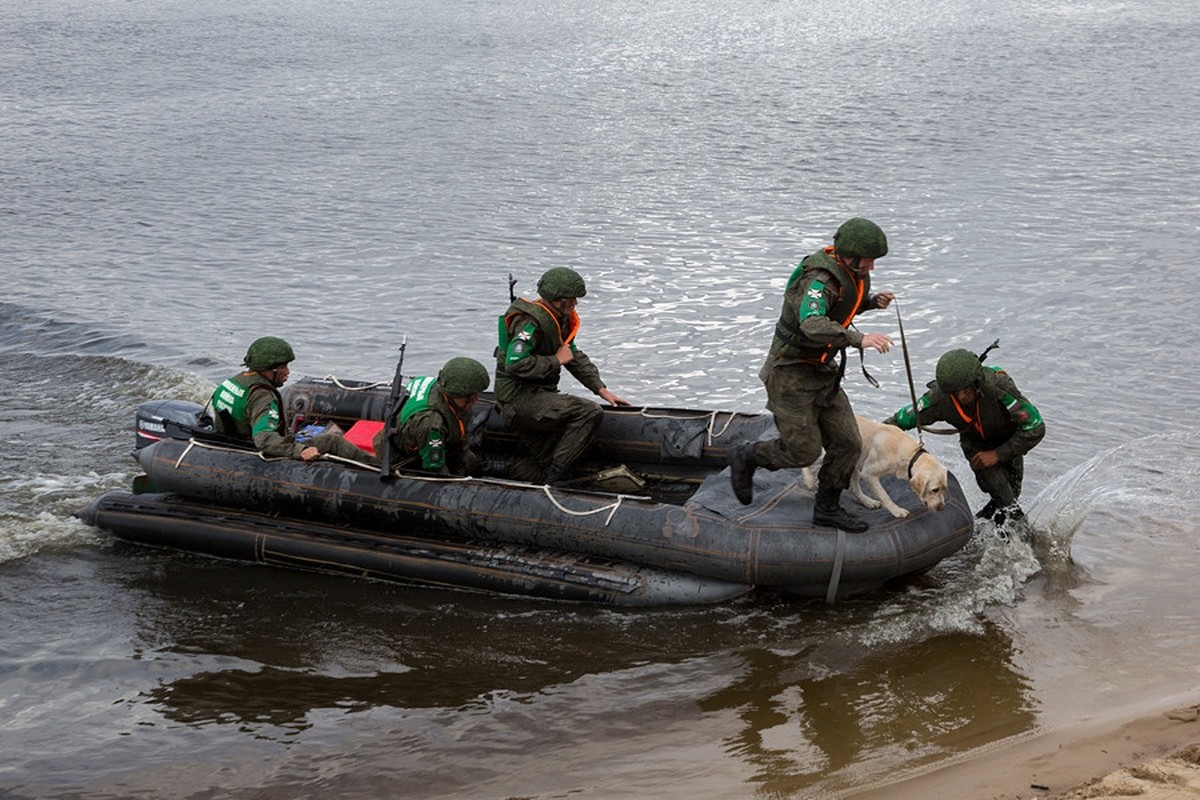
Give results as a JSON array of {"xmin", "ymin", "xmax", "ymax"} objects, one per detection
[{"xmin": 825, "ymin": 529, "xmax": 847, "ymax": 605}]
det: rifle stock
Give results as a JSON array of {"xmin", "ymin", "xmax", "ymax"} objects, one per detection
[{"xmin": 377, "ymin": 337, "xmax": 409, "ymax": 479}]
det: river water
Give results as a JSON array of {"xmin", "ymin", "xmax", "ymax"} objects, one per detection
[{"xmin": 3, "ymin": 0, "xmax": 1199, "ymax": 797}]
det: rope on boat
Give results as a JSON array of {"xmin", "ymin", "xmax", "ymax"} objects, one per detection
[
  {"xmin": 541, "ymin": 486, "xmax": 630, "ymax": 526},
  {"xmin": 171, "ymin": 439, "xmax": 649, "ymax": 525},
  {"xmin": 174, "ymin": 438, "xmax": 378, "ymax": 471},
  {"xmin": 173, "ymin": 439, "xmax": 197, "ymax": 469},
  {"xmin": 321, "ymin": 374, "xmax": 391, "ymax": 391},
  {"xmin": 316, "ymin": 453, "xmax": 384, "ymax": 471},
  {"xmin": 634, "ymin": 408, "xmax": 740, "ymax": 446}
]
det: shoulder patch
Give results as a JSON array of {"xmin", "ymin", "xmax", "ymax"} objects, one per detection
[
  {"xmin": 800, "ymin": 279, "xmax": 828, "ymax": 320},
  {"xmin": 506, "ymin": 324, "xmax": 536, "ymax": 365}
]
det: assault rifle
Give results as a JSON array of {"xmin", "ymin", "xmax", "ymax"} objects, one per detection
[
  {"xmin": 377, "ymin": 336, "xmax": 409, "ymax": 480},
  {"xmin": 508, "ymin": 272, "xmax": 518, "ymax": 303},
  {"xmin": 978, "ymin": 339, "xmax": 1000, "ymax": 363}
]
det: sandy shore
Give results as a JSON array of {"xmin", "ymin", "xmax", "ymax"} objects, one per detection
[{"xmin": 848, "ymin": 696, "xmax": 1200, "ymax": 800}]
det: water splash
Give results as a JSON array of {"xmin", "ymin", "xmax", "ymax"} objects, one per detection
[
  {"xmin": 0, "ymin": 352, "xmax": 216, "ymax": 565},
  {"xmin": 1024, "ymin": 427, "xmax": 1200, "ymax": 566},
  {"xmin": 866, "ymin": 427, "xmax": 1200, "ymax": 636}
]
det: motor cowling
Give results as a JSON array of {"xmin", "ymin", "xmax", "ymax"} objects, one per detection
[{"xmin": 135, "ymin": 400, "xmax": 207, "ymax": 449}]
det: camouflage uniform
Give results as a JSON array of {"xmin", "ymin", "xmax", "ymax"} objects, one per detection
[
  {"xmin": 494, "ymin": 296, "xmax": 606, "ymax": 483},
  {"xmin": 729, "ymin": 218, "xmax": 891, "ymax": 531},
  {"xmin": 372, "ymin": 375, "xmax": 476, "ymax": 476},
  {"xmin": 754, "ymin": 246, "xmax": 880, "ymax": 489},
  {"xmin": 212, "ymin": 371, "xmax": 370, "ymax": 462},
  {"xmin": 885, "ymin": 365, "xmax": 1045, "ymax": 511}
]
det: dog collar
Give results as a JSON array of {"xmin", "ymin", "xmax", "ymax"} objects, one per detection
[{"xmin": 907, "ymin": 448, "xmax": 928, "ymax": 480}]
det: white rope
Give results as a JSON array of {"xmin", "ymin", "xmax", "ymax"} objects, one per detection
[
  {"xmin": 176, "ymin": 437, "xmax": 369, "ymax": 467},
  {"xmin": 173, "ymin": 438, "xmax": 640, "ymax": 526},
  {"xmin": 316, "ymin": 453, "xmax": 385, "ymax": 471},
  {"xmin": 705, "ymin": 410, "xmax": 737, "ymax": 443},
  {"xmin": 179, "ymin": 438, "xmax": 283, "ymax": 460},
  {"xmin": 633, "ymin": 407, "xmax": 742, "ymax": 446},
  {"xmin": 540, "ymin": 486, "xmax": 633, "ymax": 526},
  {"xmin": 320, "ymin": 374, "xmax": 391, "ymax": 391},
  {"xmin": 173, "ymin": 439, "xmax": 197, "ymax": 469}
]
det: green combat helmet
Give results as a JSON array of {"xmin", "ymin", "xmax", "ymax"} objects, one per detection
[
  {"xmin": 244, "ymin": 336, "xmax": 295, "ymax": 371},
  {"xmin": 438, "ymin": 357, "xmax": 490, "ymax": 398},
  {"xmin": 537, "ymin": 267, "xmax": 587, "ymax": 300},
  {"xmin": 833, "ymin": 217, "xmax": 889, "ymax": 259},
  {"xmin": 936, "ymin": 348, "xmax": 983, "ymax": 393}
]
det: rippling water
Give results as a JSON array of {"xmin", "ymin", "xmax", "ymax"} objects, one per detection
[{"xmin": 3, "ymin": 0, "xmax": 1199, "ymax": 797}]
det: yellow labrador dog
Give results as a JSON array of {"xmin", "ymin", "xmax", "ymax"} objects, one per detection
[{"xmin": 803, "ymin": 416, "xmax": 949, "ymax": 518}]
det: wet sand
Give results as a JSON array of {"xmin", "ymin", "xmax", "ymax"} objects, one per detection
[{"xmin": 848, "ymin": 694, "xmax": 1200, "ymax": 800}]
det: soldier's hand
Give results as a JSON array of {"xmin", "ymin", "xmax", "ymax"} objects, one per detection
[
  {"xmin": 598, "ymin": 387, "xmax": 630, "ymax": 407},
  {"xmin": 300, "ymin": 446, "xmax": 321, "ymax": 461},
  {"xmin": 970, "ymin": 450, "xmax": 1000, "ymax": 470},
  {"xmin": 861, "ymin": 333, "xmax": 893, "ymax": 353},
  {"xmin": 871, "ymin": 292, "xmax": 895, "ymax": 309},
  {"xmin": 555, "ymin": 343, "xmax": 575, "ymax": 365}
]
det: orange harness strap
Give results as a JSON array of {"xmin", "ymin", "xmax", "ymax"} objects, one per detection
[
  {"xmin": 950, "ymin": 394, "xmax": 987, "ymax": 439},
  {"xmin": 532, "ymin": 299, "xmax": 581, "ymax": 345}
]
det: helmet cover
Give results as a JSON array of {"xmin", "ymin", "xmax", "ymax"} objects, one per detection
[{"xmin": 244, "ymin": 336, "xmax": 295, "ymax": 371}]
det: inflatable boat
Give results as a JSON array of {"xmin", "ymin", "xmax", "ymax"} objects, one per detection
[{"xmin": 78, "ymin": 376, "xmax": 975, "ymax": 605}]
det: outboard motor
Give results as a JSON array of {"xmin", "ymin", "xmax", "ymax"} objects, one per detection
[{"xmin": 135, "ymin": 400, "xmax": 208, "ymax": 449}]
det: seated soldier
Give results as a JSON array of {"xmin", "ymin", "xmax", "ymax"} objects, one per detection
[
  {"xmin": 373, "ymin": 357, "xmax": 490, "ymax": 476},
  {"xmin": 210, "ymin": 336, "xmax": 373, "ymax": 463},
  {"xmin": 493, "ymin": 267, "xmax": 629, "ymax": 484}
]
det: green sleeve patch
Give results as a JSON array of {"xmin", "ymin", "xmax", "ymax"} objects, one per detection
[
  {"xmin": 891, "ymin": 404, "xmax": 918, "ymax": 430},
  {"xmin": 251, "ymin": 404, "xmax": 282, "ymax": 438},
  {"xmin": 420, "ymin": 429, "xmax": 446, "ymax": 470},
  {"xmin": 505, "ymin": 322, "xmax": 538, "ymax": 365},
  {"xmin": 1004, "ymin": 393, "xmax": 1044, "ymax": 431},
  {"xmin": 798, "ymin": 280, "xmax": 827, "ymax": 322}
]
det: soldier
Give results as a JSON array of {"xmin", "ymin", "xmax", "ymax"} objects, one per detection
[
  {"xmin": 884, "ymin": 348, "xmax": 1045, "ymax": 524},
  {"xmin": 728, "ymin": 217, "xmax": 895, "ymax": 532},
  {"xmin": 210, "ymin": 336, "xmax": 373, "ymax": 463},
  {"xmin": 494, "ymin": 267, "xmax": 630, "ymax": 484},
  {"xmin": 373, "ymin": 357, "xmax": 491, "ymax": 476}
]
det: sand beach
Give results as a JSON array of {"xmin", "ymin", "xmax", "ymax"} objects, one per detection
[{"xmin": 851, "ymin": 698, "xmax": 1200, "ymax": 799}]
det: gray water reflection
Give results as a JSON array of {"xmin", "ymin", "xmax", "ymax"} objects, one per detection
[
  {"xmin": 700, "ymin": 630, "xmax": 1034, "ymax": 796},
  {"xmin": 99, "ymin": 549, "xmax": 1035, "ymax": 798}
]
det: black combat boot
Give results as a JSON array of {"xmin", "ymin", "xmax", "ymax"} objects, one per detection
[
  {"xmin": 992, "ymin": 503, "xmax": 1024, "ymax": 527},
  {"xmin": 728, "ymin": 443, "xmax": 758, "ymax": 505},
  {"xmin": 812, "ymin": 486, "xmax": 869, "ymax": 533},
  {"xmin": 545, "ymin": 461, "xmax": 572, "ymax": 485},
  {"xmin": 975, "ymin": 500, "xmax": 1000, "ymax": 521}
]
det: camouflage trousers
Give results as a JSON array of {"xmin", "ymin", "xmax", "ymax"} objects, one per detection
[
  {"xmin": 959, "ymin": 437, "xmax": 1024, "ymax": 507},
  {"xmin": 754, "ymin": 355, "xmax": 862, "ymax": 491},
  {"xmin": 311, "ymin": 430, "xmax": 378, "ymax": 466},
  {"xmin": 499, "ymin": 390, "xmax": 602, "ymax": 482}
]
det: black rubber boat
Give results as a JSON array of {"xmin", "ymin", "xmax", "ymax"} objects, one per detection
[{"xmin": 77, "ymin": 377, "xmax": 975, "ymax": 605}]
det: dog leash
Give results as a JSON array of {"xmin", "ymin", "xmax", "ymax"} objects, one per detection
[
  {"xmin": 894, "ymin": 298, "xmax": 928, "ymax": 448},
  {"xmin": 893, "ymin": 299, "xmax": 958, "ymax": 442}
]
